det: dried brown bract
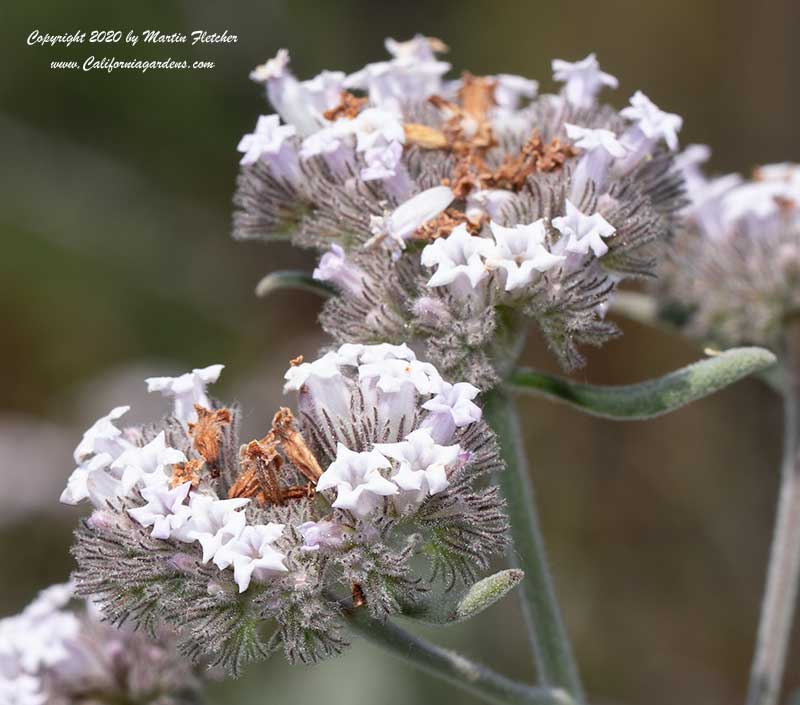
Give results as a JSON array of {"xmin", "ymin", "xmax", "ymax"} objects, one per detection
[
  {"xmin": 188, "ymin": 405, "xmax": 232, "ymax": 468},
  {"xmin": 269, "ymin": 407, "xmax": 323, "ymax": 483},
  {"xmin": 170, "ymin": 458, "xmax": 203, "ymax": 489},
  {"xmin": 323, "ymin": 91, "xmax": 368, "ymax": 121}
]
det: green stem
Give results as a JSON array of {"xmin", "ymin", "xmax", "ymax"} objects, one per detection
[
  {"xmin": 746, "ymin": 322, "xmax": 800, "ymax": 705},
  {"xmin": 484, "ymin": 389, "xmax": 584, "ymax": 702},
  {"xmin": 343, "ymin": 604, "xmax": 574, "ymax": 705}
]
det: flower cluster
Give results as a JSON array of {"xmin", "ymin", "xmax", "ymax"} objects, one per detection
[
  {"xmin": 0, "ymin": 582, "xmax": 200, "ymax": 705},
  {"xmin": 234, "ymin": 36, "xmax": 687, "ymax": 382},
  {"xmin": 656, "ymin": 154, "xmax": 800, "ymax": 347},
  {"xmin": 65, "ymin": 347, "xmax": 508, "ymax": 673}
]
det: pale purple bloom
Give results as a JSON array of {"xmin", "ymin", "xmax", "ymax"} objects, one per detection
[
  {"xmin": 487, "ymin": 220, "xmax": 565, "ymax": 290},
  {"xmin": 213, "ymin": 524, "xmax": 287, "ymax": 593},
  {"xmin": 173, "ymin": 495, "xmax": 249, "ymax": 563},
  {"xmin": 492, "ymin": 74, "xmax": 538, "ymax": 111},
  {"xmin": 421, "ymin": 382, "xmax": 482, "ymax": 443},
  {"xmin": 620, "ymin": 90, "xmax": 682, "ymax": 151},
  {"xmin": 421, "ymin": 223, "xmax": 494, "ymax": 290},
  {"xmin": 145, "ymin": 364, "xmax": 224, "ymax": 423},
  {"xmin": 552, "ymin": 199, "xmax": 616, "ymax": 257},
  {"xmin": 316, "ymin": 444, "xmax": 397, "ymax": 518},
  {"xmin": 128, "ymin": 481, "xmax": 193, "ymax": 540},
  {"xmin": 298, "ymin": 520, "xmax": 348, "ymax": 552},
  {"xmin": 312, "ymin": 244, "xmax": 367, "ymax": 296},
  {"xmin": 552, "ymin": 54, "xmax": 618, "ymax": 108},
  {"xmin": 374, "ymin": 428, "xmax": 460, "ymax": 509}
]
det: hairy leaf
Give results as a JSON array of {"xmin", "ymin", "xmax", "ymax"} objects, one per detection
[
  {"xmin": 255, "ymin": 270, "xmax": 335, "ymax": 299},
  {"xmin": 507, "ymin": 347, "xmax": 776, "ymax": 420}
]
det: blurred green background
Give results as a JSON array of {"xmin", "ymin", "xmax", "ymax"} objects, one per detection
[{"xmin": 1, "ymin": 1, "xmax": 799, "ymax": 703}]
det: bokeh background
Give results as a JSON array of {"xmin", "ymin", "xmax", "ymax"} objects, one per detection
[{"xmin": 2, "ymin": 2, "xmax": 799, "ymax": 703}]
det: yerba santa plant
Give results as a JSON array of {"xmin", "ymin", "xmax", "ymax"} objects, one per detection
[{"xmin": 14, "ymin": 30, "xmax": 789, "ymax": 705}]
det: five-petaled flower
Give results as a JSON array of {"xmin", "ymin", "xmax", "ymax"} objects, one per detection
[
  {"xmin": 552, "ymin": 199, "xmax": 616, "ymax": 257},
  {"xmin": 486, "ymin": 220, "xmax": 566, "ymax": 290}
]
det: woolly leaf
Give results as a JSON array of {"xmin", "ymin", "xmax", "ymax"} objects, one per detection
[
  {"xmin": 507, "ymin": 346, "xmax": 776, "ymax": 420},
  {"xmin": 255, "ymin": 270, "xmax": 335, "ymax": 299}
]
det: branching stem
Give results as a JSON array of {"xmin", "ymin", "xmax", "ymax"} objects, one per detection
[
  {"xmin": 484, "ymin": 388, "xmax": 584, "ymax": 702},
  {"xmin": 342, "ymin": 603, "xmax": 574, "ymax": 705},
  {"xmin": 746, "ymin": 320, "xmax": 800, "ymax": 705}
]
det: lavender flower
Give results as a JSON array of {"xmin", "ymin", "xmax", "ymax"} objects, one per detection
[
  {"xmin": 234, "ymin": 37, "xmax": 687, "ymax": 381},
  {"xmin": 656, "ymin": 155, "xmax": 800, "ymax": 347},
  {"xmin": 66, "ymin": 351, "xmax": 509, "ymax": 673},
  {"xmin": 0, "ymin": 582, "xmax": 201, "ymax": 705}
]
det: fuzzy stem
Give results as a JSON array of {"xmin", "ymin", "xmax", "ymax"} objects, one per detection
[
  {"xmin": 746, "ymin": 320, "xmax": 800, "ymax": 705},
  {"xmin": 343, "ymin": 605, "xmax": 574, "ymax": 705},
  {"xmin": 484, "ymin": 388, "xmax": 584, "ymax": 702}
]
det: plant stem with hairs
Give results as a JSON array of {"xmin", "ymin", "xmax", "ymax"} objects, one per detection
[
  {"xmin": 484, "ymin": 388, "xmax": 584, "ymax": 703},
  {"xmin": 342, "ymin": 599, "xmax": 574, "ymax": 705},
  {"xmin": 746, "ymin": 318, "xmax": 800, "ymax": 705}
]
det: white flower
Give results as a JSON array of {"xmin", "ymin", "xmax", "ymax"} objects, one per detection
[
  {"xmin": 0, "ymin": 583, "xmax": 80, "ymax": 686},
  {"xmin": 300, "ymin": 123, "xmax": 349, "ymax": 158},
  {"xmin": 351, "ymin": 108, "xmax": 405, "ymax": 152},
  {"xmin": 358, "ymin": 356, "xmax": 442, "ymax": 396},
  {"xmin": 284, "ymin": 351, "xmax": 352, "ymax": 418},
  {"xmin": 62, "ymin": 405, "xmax": 134, "ymax": 506},
  {"xmin": 237, "ymin": 114, "xmax": 298, "ymax": 168},
  {"xmin": 173, "ymin": 495, "xmax": 249, "ymax": 563},
  {"xmin": 73, "ymin": 406, "xmax": 131, "ymax": 464},
  {"xmin": 60, "ymin": 453, "xmax": 113, "ymax": 507},
  {"xmin": 465, "ymin": 189, "xmax": 515, "ymax": 222},
  {"xmin": 249, "ymin": 49, "xmax": 290, "ymax": 83},
  {"xmin": 333, "ymin": 342, "xmax": 368, "ymax": 366},
  {"xmin": 552, "ymin": 200, "xmax": 616, "ymax": 257},
  {"xmin": 0, "ymin": 674, "xmax": 44, "ymax": 705},
  {"xmin": 565, "ymin": 123, "xmax": 627, "ymax": 200},
  {"xmin": 486, "ymin": 220, "xmax": 565, "ymax": 290},
  {"xmin": 384, "ymin": 35, "xmax": 442, "ymax": 62},
  {"xmin": 301, "ymin": 70, "xmax": 347, "ymax": 113},
  {"xmin": 213, "ymin": 524, "xmax": 287, "ymax": 593},
  {"xmin": 127, "ymin": 481, "xmax": 192, "ymax": 540},
  {"xmin": 353, "ymin": 342, "xmax": 415, "ymax": 364},
  {"xmin": 360, "ymin": 141, "xmax": 403, "ymax": 181},
  {"xmin": 111, "ymin": 431, "xmax": 186, "ymax": 494},
  {"xmin": 312, "ymin": 244, "xmax": 366, "ymax": 296},
  {"xmin": 346, "ymin": 36, "xmax": 450, "ymax": 108},
  {"xmin": 492, "ymin": 74, "xmax": 538, "ymax": 111},
  {"xmin": 421, "ymin": 381, "xmax": 482, "ymax": 443},
  {"xmin": 421, "ymin": 223, "xmax": 494, "ymax": 289},
  {"xmin": 62, "ymin": 408, "xmax": 177, "ymax": 508},
  {"xmin": 298, "ymin": 520, "xmax": 347, "ymax": 552},
  {"xmin": 565, "ymin": 123, "xmax": 626, "ymax": 158},
  {"xmin": 620, "ymin": 91, "xmax": 682, "ymax": 151},
  {"xmin": 283, "ymin": 351, "xmax": 342, "ymax": 391},
  {"xmin": 552, "ymin": 53, "xmax": 618, "ymax": 108},
  {"xmin": 374, "ymin": 428, "xmax": 459, "ymax": 508},
  {"xmin": 316, "ymin": 444, "xmax": 397, "ymax": 518},
  {"xmin": 250, "ymin": 50, "xmax": 325, "ymax": 136},
  {"xmin": 369, "ymin": 186, "xmax": 454, "ymax": 248},
  {"xmin": 146, "ymin": 364, "xmax": 224, "ymax": 423},
  {"xmin": 721, "ymin": 180, "xmax": 799, "ymax": 225}
]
